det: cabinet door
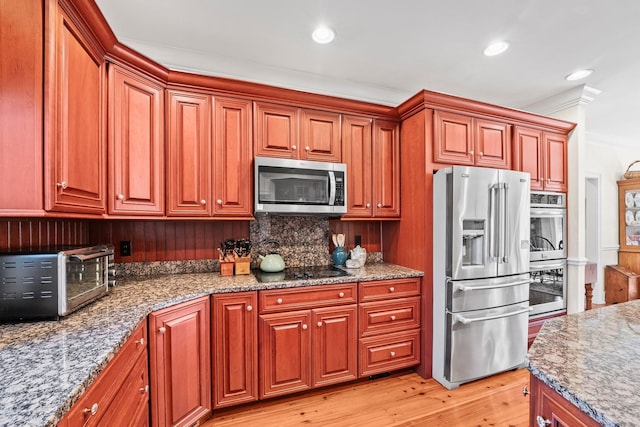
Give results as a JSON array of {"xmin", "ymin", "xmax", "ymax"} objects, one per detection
[
  {"xmin": 544, "ymin": 132, "xmax": 568, "ymax": 192},
  {"xmin": 474, "ymin": 119, "xmax": 511, "ymax": 169},
  {"xmin": 342, "ymin": 115, "xmax": 373, "ymax": 218},
  {"xmin": 0, "ymin": 0, "xmax": 43, "ymax": 215},
  {"xmin": 372, "ymin": 120, "xmax": 400, "ymax": 217},
  {"xmin": 530, "ymin": 374, "xmax": 599, "ymax": 427},
  {"xmin": 212, "ymin": 96, "xmax": 253, "ymax": 217},
  {"xmin": 300, "ymin": 109, "xmax": 341, "ymax": 162},
  {"xmin": 311, "ymin": 305, "xmax": 357, "ymax": 387},
  {"xmin": 45, "ymin": 2, "xmax": 106, "ymax": 214},
  {"xmin": 433, "ymin": 111, "xmax": 474, "ymax": 165},
  {"xmin": 108, "ymin": 64, "xmax": 164, "ymax": 215},
  {"xmin": 149, "ymin": 297, "xmax": 211, "ymax": 427},
  {"xmin": 513, "ymin": 126, "xmax": 544, "ymax": 190},
  {"xmin": 166, "ymin": 91, "xmax": 212, "ymax": 216},
  {"xmin": 259, "ymin": 311, "xmax": 311, "ymax": 399},
  {"xmin": 212, "ymin": 292, "xmax": 258, "ymax": 408},
  {"xmin": 253, "ymin": 101, "xmax": 298, "ymax": 159}
]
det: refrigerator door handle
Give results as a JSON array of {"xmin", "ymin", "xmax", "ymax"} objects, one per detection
[
  {"xmin": 453, "ymin": 306, "xmax": 531, "ymax": 325},
  {"xmin": 489, "ymin": 184, "xmax": 499, "ymax": 262},
  {"xmin": 502, "ymin": 183, "xmax": 509, "ymax": 264},
  {"xmin": 455, "ymin": 279, "xmax": 530, "ymax": 292}
]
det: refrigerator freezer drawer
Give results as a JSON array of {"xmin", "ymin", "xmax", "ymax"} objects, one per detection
[
  {"xmin": 448, "ymin": 274, "xmax": 529, "ymax": 312},
  {"xmin": 446, "ymin": 303, "xmax": 529, "ymax": 384}
]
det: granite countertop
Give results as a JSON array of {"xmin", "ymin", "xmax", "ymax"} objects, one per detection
[
  {"xmin": 0, "ymin": 263, "xmax": 422, "ymax": 427},
  {"xmin": 528, "ymin": 300, "xmax": 640, "ymax": 427}
]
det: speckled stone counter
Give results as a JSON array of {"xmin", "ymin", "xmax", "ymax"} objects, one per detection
[
  {"xmin": 0, "ymin": 263, "xmax": 422, "ymax": 427},
  {"xmin": 528, "ymin": 300, "xmax": 640, "ymax": 427}
]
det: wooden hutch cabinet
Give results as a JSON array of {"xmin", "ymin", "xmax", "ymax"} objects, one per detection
[{"xmin": 616, "ymin": 178, "xmax": 640, "ymax": 274}]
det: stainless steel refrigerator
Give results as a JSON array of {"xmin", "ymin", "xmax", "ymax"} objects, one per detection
[{"xmin": 432, "ymin": 166, "xmax": 530, "ymax": 389}]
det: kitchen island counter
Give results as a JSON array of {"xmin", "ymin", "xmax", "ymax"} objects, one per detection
[
  {"xmin": 0, "ymin": 263, "xmax": 422, "ymax": 427},
  {"xmin": 528, "ymin": 300, "xmax": 640, "ymax": 427}
]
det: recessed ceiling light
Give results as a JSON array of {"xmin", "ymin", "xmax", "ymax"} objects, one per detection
[
  {"xmin": 565, "ymin": 69, "xmax": 593, "ymax": 81},
  {"xmin": 312, "ymin": 26, "xmax": 335, "ymax": 44},
  {"xmin": 483, "ymin": 41, "xmax": 509, "ymax": 56}
]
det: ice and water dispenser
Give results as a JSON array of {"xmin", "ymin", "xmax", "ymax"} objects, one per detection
[{"xmin": 462, "ymin": 219, "xmax": 485, "ymax": 266}]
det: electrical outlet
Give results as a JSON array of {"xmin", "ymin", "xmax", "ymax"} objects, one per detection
[
  {"xmin": 354, "ymin": 235, "xmax": 362, "ymax": 246},
  {"xmin": 120, "ymin": 240, "xmax": 132, "ymax": 257}
]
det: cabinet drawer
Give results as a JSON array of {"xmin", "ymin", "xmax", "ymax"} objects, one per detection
[
  {"xmin": 359, "ymin": 278, "xmax": 420, "ymax": 302},
  {"xmin": 359, "ymin": 297, "xmax": 420, "ymax": 337},
  {"xmin": 62, "ymin": 321, "xmax": 147, "ymax": 426},
  {"xmin": 358, "ymin": 330, "xmax": 420, "ymax": 377},
  {"xmin": 259, "ymin": 283, "xmax": 357, "ymax": 313}
]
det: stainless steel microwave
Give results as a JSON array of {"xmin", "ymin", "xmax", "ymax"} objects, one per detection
[
  {"xmin": 254, "ymin": 157, "xmax": 347, "ymax": 215},
  {"xmin": 0, "ymin": 244, "xmax": 115, "ymax": 321}
]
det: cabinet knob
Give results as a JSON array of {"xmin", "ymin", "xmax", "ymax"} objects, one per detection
[
  {"xmin": 547, "ymin": 178, "xmax": 551, "ymax": 183},
  {"xmin": 216, "ymin": 199, "xmax": 223, "ymax": 205},
  {"xmin": 276, "ymin": 298, "xmax": 283, "ymax": 304},
  {"xmin": 140, "ymin": 385, "xmax": 149, "ymax": 393},
  {"xmin": 83, "ymin": 403, "xmax": 99, "ymax": 416},
  {"xmin": 389, "ymin": 287, "xmax": 395, "ymax": 293},
  {"xmin": 390, "ymin": 351, "xmax": 396, "ymax": 357},
  {"xmin": 338, "ymin": 292, "xmax": 345, "ymax": 298},
  {"xmin": 158, "ymin": 326, "xmax": 166, "ymax": 334},
  {"xmin": 479, "ymin": 151, "xmax": 483, "ymax": 157},
  {"xmin": 469, "ymin": 150, "xmax": 474, "ymax": 156},
  {"xmin": 292, "ymin": 144, "xmax": 297, "ymax": 150},
  {"xmin": 317, "ymin": 321, "xmax": 323, "ymax": 327},
  {"xmin": 305, "ymin": 146, "xmax": 310, "ymax": 151},
  {"xmin": 522, "ymin": 386, "xmax": 529, "ymax": 396},
  {"xmin": 200, "ymin": 199, "xmax": 207, "ymax": 205},
  {"xmin": 56, "ymin": 181, "xmax": 68, "ymax": 189},
  {"xmin": 390, "ymin": 315, "xmax": 396, "ymax": 321},
  {"xmin": 135, "ymin": 338, "xmax": 145, "ymax": 346},
  {"xmin": 366, "ymin": 203, "xmax": 370, "ymax": 208},
  {"xmin": 117, "ymin": 194, "xmax": 124, "ymax": 200},
  {"xmin": 302, "ymin": 324, "xmax": 308, "ymax": 330},
  {"xmin": 377, "ymin": 203, "xmax": 382, "ymax": 208},
  {"xmin": 536, "ymin": 416, "xmax": 551, "ymax": 427},
  {"xmin": 246, "ymin": 305, "xmax": 253, "ymax": 312}
]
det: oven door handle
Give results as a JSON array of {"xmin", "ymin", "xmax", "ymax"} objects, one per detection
[
  {"xmin": 453, "ymin": 306, "xmax": 531, "ymax": 325},
  {"xmin": 455, "ymin": 279, "xmax": 530, "ymax": 292},
  {"xmin": 70, "ymin": 248, "xmax": 114, "ymax": 261}
]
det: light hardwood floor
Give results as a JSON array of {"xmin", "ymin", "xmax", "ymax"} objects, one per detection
[{"xmin": 203, "ymin": 368, "xmax": 530, "ymax": 426}]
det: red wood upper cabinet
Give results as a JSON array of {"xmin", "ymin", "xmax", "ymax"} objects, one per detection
[
  {"xmin": 166, "ymin": 90, "xmax": 212, "ymax": 216},
  {"xmin": 108, "ymin": 63, "xmax": 165, "ymax": 215},
  {"xmin": 372, "ymin": 119, "xmax": 400, "ymax": 218},
  {"xmin": 513, "ymin": 126, "xmax": 567, "ymax": 192},
  {"xmin": 0, "ymin": 0, "xmax": 44, "ymax": 215},
  {"xmin": 299, "ymin": 109, "xmax": 341, "ymax": 162},
  {"xmin": 212, "ymin": 96, "xmax": 253, "ymax": 217},
  {"xmin": 212, "ymin": 292, "xmax": 258, "ymax": 408},
  {"xmin": 253, "ymin": 101, "xmax": 299, "ymax": 159},
  {"xmin": 149, "ymin": 296, "xmax": 211, "ymax": 427},
  {"xmin": 433, "ymin": 110, "xmax": 511, "ymax": 169},
  {"xmin": 44, "ymin": 0, "xmax": 107, "ymax": 214},
  {"xmin": 342, "ymin": 115, "xmax": 373, "ymax": 218}
]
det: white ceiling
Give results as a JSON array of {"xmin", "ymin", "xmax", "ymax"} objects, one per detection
[{"xmin": 96, "ymin": 0, "xmax": 640, "ymax": 147}]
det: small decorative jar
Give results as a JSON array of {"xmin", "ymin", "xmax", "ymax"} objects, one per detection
[{"xmin": 331, "ymin": 246, "xmax": 348, "ymax": 266}]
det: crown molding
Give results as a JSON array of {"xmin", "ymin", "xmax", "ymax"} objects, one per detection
[{"xmin": 524, "ymin": 84, "xmax": 602, "ymax": 116}]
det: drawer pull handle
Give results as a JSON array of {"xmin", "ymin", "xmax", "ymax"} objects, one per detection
[
  {"xmin": 389, "ymin": 287, "xmax": 395, "ymax": 293},
  {"xmin": 56, "ymin": 181, "xmax": 68, "ymax": 189},
  {"xmin": 536, "ymin": 416, "xmax": 551, "ymax": 426},
  {"xmin": 317, "ymin": 322, "xmax": 323, "ymax": 327},
  {"xmin": 302, "ymin": 324, "xmax": 308, "ymax": 330},
  {"xmin": 158, "ymin": 327, "xmax": 166, "ymax": 334},
  {"xmin": 83, "ymin": 403, "xmax": 99, "ymax": 416},
  {"xmin": 390, "ymin": 315, "xmax": 397, "ymax": 321},
  {"xmin": 390, "ymin": 351, "xmax": 396, "ymax": 357},
  {"xmin": 338, "ymin": 292, "xmax": 345, "ymax": 298},
  {"xmin": 136, "ymin": 338, "xmax": 145, "ymax": 346},
  {"xmin": 246, "ymin": 305, "xmax": 253, "ymax": 312},
  {"xmin": 140, "ymin": 385, "xmax": 149, "ymax": 393},
  {"xmin": 276, "ymin": 298, "xmax": 283, "ymax": 304}
]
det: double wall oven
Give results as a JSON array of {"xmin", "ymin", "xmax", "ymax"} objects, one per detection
[{"xmin": 529, "ymin": 192, "xmax": 567, "ymax": 316}]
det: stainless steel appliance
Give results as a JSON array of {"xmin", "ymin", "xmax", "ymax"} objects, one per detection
[
  {"xmin": 0, "ymin": 244, "xmax": 115, "ymax": 321},
  {"xmin": 529, "ymin": 191, "xmax": 567, "ymax": 316},
  {"xmin": 433, "ymin": 166, "xmax": 530, "ymax": 389},
  {"xmin": 254, "ymin": 156, "xmax": 346, "ymax": 215}
]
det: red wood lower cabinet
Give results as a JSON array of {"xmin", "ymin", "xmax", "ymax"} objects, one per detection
[
  {"xmin": 149, "ymin": 296, "xmax": 211, "ymax": 427},
  {"xmin": 212, "ymin": 292, "xmax": 258, "ymax": 408}
]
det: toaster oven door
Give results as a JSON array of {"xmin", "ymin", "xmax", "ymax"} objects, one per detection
[{"xmin": 59, "ymin": 246, "xmax": 112, "ymax": 315}]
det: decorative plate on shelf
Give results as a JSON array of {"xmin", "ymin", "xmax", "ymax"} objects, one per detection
[
  {"xmin": 636, "ymin": 211, "xmax": 640, "ymax": 223},
  {"xmin": 626, "ymin": 210, "xmax": 635, "ymax": 225},
  {"xmin": 635, "ymin": 193, "xmax": 640, "ymax": 208},
  {"xmin": 626, "ymin": 192, "xmax": 635, "ymax": 208}
]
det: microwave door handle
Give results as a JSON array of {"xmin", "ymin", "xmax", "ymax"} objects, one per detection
[
  {"xmin": 328, "ymin": 171, "xmax": 336, "ymax": 205},
  {"xmin": 70, "ymin": 248, "xmax": 114, "ymax": 261}
]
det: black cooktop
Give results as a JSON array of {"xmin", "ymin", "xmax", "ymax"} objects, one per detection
[{"xmin": 253, "ymin": 265, "xmax": 350, "ymax": 283}]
